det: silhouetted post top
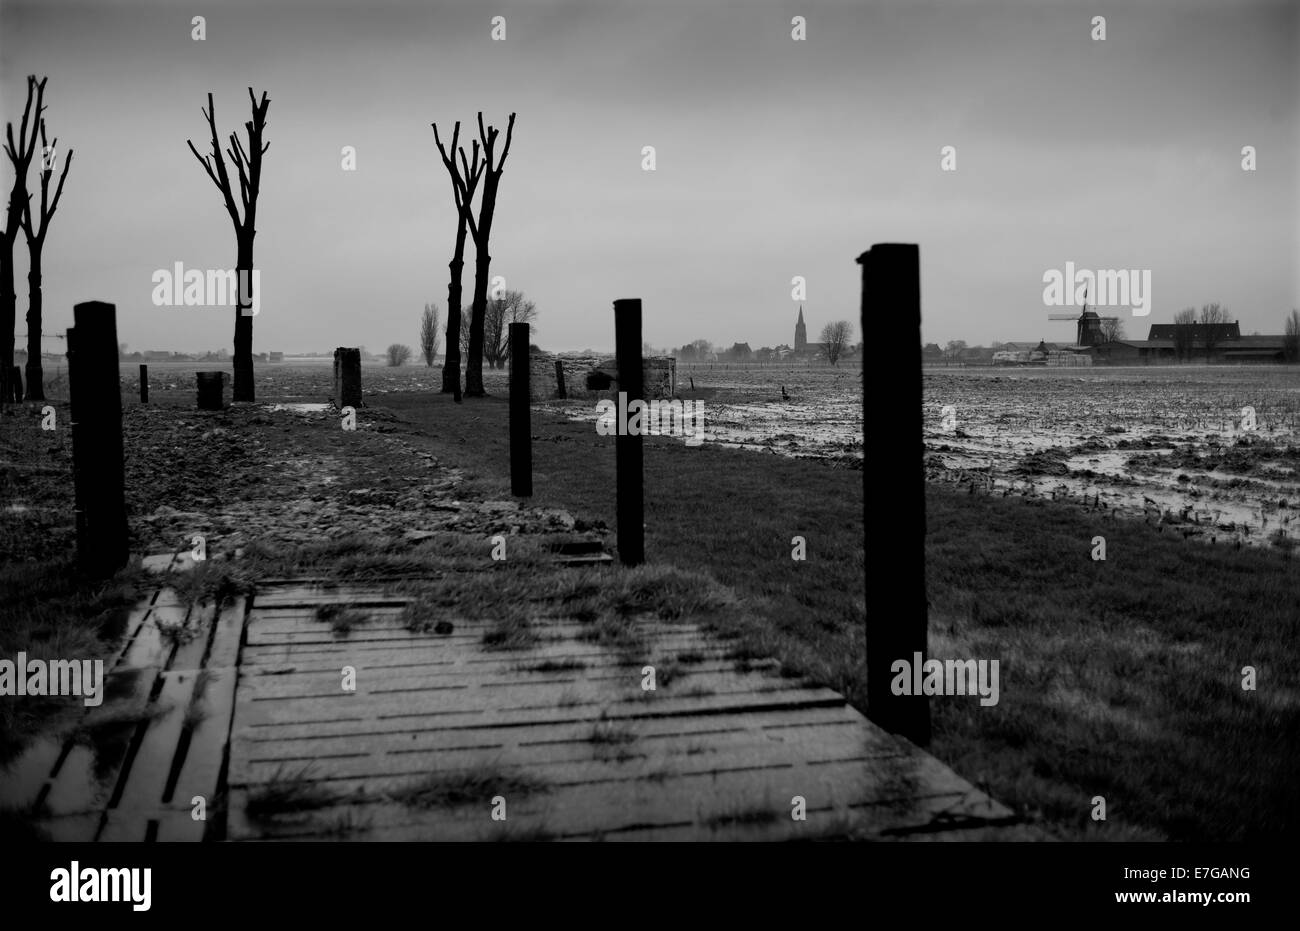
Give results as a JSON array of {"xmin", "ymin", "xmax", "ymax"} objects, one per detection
[{"xmin": 858, "ymin": 244, "xmax": 918, "ymax": 264}]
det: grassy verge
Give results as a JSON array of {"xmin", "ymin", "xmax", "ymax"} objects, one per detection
[{"xmin": 926, "ymin": 485, "xmax": 1299, "ymax": 842}]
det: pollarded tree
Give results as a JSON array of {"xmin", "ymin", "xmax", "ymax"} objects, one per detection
[
  {"xmin": 186, "ymin": 88, "xmax": 271, "ymax": 402},
  {"xmin": 1, "ymin": 76, "xmax": 46, "ymax": 405},
  {"xmin": 431, "ymin": 121, "xmax": 484, "ymax": 398},
  {"xmin": 461, "ymin": 112, "xmax": 516, "ymax": 397},
  {"xmin": 19, "ymin": 121, "xmax": 73, "ymax": 401}
]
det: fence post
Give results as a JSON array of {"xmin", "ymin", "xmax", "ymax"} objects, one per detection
[
  {"xmin": 10, "ymin": 366, "xmax": 21, "ymax": 403},
  {"xmin": 554, "ymin": 359, "xmax": 567, "ymax": 399},
  {"xmin": 614, "ymin": 299, "xmax": 644, "ymax": 566},
  {"xmin": 67, "ymin": 302, "xmax": 129, "ymax": 579},
  {"xmin": 196, "ymin": 371, "xmax": 226, "ymax": 410},
  {"xmin": 333, "ymin": 347, "xmax": 362, "ymax": 409},
  {"xmin": 139, "ymin": 364, "xmax": 148, "ymax": 404},
  {"xmin": 859, "ymin": 244, "xmax": 930, "ymax": 746},
  {"xmin": 509, "ymin": 323, "xmax": 532, "ymax": 497}
]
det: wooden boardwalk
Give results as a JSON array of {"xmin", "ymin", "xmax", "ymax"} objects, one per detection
[
  {"xmin": 5, "ymin": 559, "xmax": 1021, "ymax": 841},
  {"xmin": 6, "ymin": 552, "xmax": 243, "ymax": 841},
  {"xmin": 225, "ymin": 581, "xmax": 1017, "ymax": 841}
]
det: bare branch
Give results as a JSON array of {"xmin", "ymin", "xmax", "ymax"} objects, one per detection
[
  {"xmin": 186, "ymin": 92, "xmax": 243, "ymax": 230},
  {"xmin": 44, "ymin": 148, "xmax": 72, "ymax": 228},
  {"xmin": 497, "ymin": 112, "xmax": 516, "ymax": 169}
]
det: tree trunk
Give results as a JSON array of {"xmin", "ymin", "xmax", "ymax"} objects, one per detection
[
  {"xmin": 442, "ymin": 218, "xmax": 468, "ymax": 394},
  {"xmin": 466, "ymin": 247, "xmax": 490, "ymax": 396},
  {"xmin": 0, "ymin": 231, "xmax": 16, "ymax": 405},
  {"xmin": 233, "ymin": 237, "xmax": 255, "ymax": 401},
  {"xmin": 24, "ymin": 243, "xmax": 44, "ymax": 401},
  {"xmin": 465, "ymin": 176, "xmax": 498, "ymax": 397}
]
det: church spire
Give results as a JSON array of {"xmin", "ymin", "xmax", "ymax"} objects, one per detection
[{"xmin": 797, "ymin": 305, "xmax": 804, "ymax": 325}]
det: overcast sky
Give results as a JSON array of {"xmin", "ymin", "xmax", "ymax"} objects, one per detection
[{"xmin": 1, "ymin": 0, "xmax": 1296, "ymax": 355}]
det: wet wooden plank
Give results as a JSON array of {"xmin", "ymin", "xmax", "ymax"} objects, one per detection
[
  {"xmin": 235, "ymin": 676, "xmax": 840, "ymax": 730},
  {"xmin": 207, "ymin": 596, "xmax": 248, "ymax": 669},
  {"xmin": 168, "ymin": 667, "xmax": 238, "ymax": 811},
  {"xmin": 228, "ymin": 756, "xmax": 1007, "ymax": 842},
  {"xmin": 169, "ymin": 602, "xmax": 217, "ymax": 671},
  {"xmin": 236, "ymin": 686, "xmax": 846, "ymax": 742},
  {"xmin": 105, "ymin": 604, "xmax": 156, "ymax": 668},
  {"xmin": 231, "ymin": 715, "xmax": 898, "ymax": 786},
  {"xmin": 236, "ymin": 656, "xmax": 742, "ymax": 699},
  {"xmin": 110, "ymin": 670, "xmax": 197, "ymax": 816}
]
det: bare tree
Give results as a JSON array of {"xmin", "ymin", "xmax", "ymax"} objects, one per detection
[
  {"xmin": 187, "ymin": 88, "xmax": 271, "ymax": 402},
  {"xmin": 1199, "ymin": 302, "xmax": 1231, "ymax": 361},
  {"xmin": 18, "ymin": 122, "xmax": 73, "ymax": 402},
  {"xmin": 460, "ymin": 112, "xmax": 516, "ymax": 396},
  {"xmin": 430, "ymin": 121, "xmax": 484, "ymax": 398},
  {"xmin": 420, "ymin": 303, "xmax": 441, "ymax": 367},
  {"xmin": 1284, "ymin": 309, "xmax": 1300, "ymax": 364},
  {"xmin": 2, "ymin": 76, "xmax": 46, "ymax": 404},
  {"xmin": 386, "ymin": 343, "xmax": 413, "ymax": 367},
  {"xmin": 459, "ymin": 304, "xmax": 471, "ymax": 362},
  {"xmin": 483, "ymin": 289, "xmax": 537, "ymax": 369},
  {"xmin": 821, "ymin": 321, "xmax": 853, "ymax": 365},
  {"xmin": 1173, "ymin": 307, "xmax": 1197, "ymax": 361},
  {"xmin": 945, "ymin": 339, "xmax": 967, "ymax": 362},
  {"xmin": 1099, "ymin": 317, "xmax": 1125, "ymax": 343}
]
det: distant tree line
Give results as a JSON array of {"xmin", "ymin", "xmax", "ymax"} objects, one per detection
[{"xmin": 418, "ymin": 289, "xmax": 538, "ymax": 370}]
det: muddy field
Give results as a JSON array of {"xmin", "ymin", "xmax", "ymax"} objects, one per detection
[
  {"xmin": 543, "ymin": 362, "xmax": 864, "ymax": 465},
  {"xmin": 925, "ymin": 366, "xmax": 1300, "ymax": 550},
  {"xmin": 19, "ymin": 359, "xmax": 1296, "ymax": 551}
]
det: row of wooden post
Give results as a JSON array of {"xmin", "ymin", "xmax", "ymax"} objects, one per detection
[{"xmin": 58, "ymin": 244, "xmax": 927, "ymax": 744}]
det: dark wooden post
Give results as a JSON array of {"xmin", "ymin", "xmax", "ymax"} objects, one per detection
[
  {"xmin": 614, "ymin": 298, "xmax": 644, "ymax": 566},
  {"xmin": 554, "ymin": 360, "xmax": 567, "ymax": 399},
  {"xmin": 333, "ymin": 347, "xmax": 362, "ymax": 408},
  {"xmin": 139, "ymin": 364, "xmax": 149, "ymax": 404},
  {"xmin": 66, "ymin": 327, "xmax": 87, "ymax": 566},
  {"xmin": 67, "ymin": 302, "xmax": 129, "ymax": 579},
  {"xmin": 196, "ymin": 372, "xmax": 226, "ymax": 410},
  {"xmin": 9, "ymin": 366, "xmax": 21, "ymax": 403},
  {"xmin": 509, "ymin": 323, "xmax": 532, "ymax": 497},
  {"xmin": 860, "ymin": 245, "xmax": 930, "ymax": 745}
]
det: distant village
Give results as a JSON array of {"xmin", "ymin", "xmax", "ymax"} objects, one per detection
[
  {"xmin": 672, "ymin": 307, "xmax": 862, "ymax": 364},
  {"xmin": 927, "ymin": 304, "xmax": 1300, "ymax": 366}
]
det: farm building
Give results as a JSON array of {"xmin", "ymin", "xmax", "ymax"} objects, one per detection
[{"xmin": 1089, "ymin": 323, "xmax": 1288, "ymax": 363}]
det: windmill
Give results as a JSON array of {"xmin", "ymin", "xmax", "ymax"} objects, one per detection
[{"xmin": 1048, "ymin": 285, "xmax": 1120, "ymax": 346}]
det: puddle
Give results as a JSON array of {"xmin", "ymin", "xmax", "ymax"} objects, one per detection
[{"xmin": 266, "ymin": 403, "xmax": 330, "ymax": 413}]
